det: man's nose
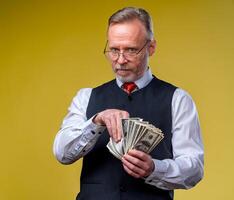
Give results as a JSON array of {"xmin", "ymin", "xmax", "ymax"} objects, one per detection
[{"xmin": 117, "ymin": 53, "xmax": 128, "ymax": 64}]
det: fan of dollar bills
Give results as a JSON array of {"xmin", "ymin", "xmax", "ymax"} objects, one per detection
[{"xmin": 106, "ymin": 118, "xmax": 164, "ymax": 160}]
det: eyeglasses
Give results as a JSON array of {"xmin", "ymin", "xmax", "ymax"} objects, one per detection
[{"xmin": 103, "ymin": 40, "xmax": 150, "ymax": 61}]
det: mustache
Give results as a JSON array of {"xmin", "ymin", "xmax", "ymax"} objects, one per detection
[{"xmin": 114, "ymin": 64, "xmax": 129, "ymax": 71}]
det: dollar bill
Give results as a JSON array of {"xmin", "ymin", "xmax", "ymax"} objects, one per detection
[
  {"xmin": 106, "ymin": 118, "xmax": 164, "ymax": 159},
  {"xmin": 133, "ymin": 127, "xmax": 163, "ymax": 153}
]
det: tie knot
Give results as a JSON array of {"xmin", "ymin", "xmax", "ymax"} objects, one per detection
[{"xmin": 122, "ymin": 82, "xmax": 137, "ymax": 94}]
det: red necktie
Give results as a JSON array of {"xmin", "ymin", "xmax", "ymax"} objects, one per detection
[{"xmin": 122, "ymin": 82, "xmax": 137, "ymax": 94}]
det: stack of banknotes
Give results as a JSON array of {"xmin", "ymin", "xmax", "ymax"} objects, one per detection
[{"xmin": 107, "ymin": 118, "xmax": 164, "ymax": 159}]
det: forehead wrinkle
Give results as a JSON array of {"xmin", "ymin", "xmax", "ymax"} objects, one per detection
[{"xmin": 107, "ymin": 19, "xmax": 147, "ymax": 47}]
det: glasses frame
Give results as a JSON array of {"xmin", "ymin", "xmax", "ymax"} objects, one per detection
[{"xmin": 103, "ymin": 40, "xmax": 150, "ymax": 61}]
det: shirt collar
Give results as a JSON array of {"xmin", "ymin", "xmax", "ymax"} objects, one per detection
[{"xmin": 116, "ymin": 67, "xmax": 153, "ymax": 90}]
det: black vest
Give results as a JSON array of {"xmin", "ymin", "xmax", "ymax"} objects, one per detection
[{"xmin": 76, "ymin": 77, "xmax": 177, "ymax": 200}]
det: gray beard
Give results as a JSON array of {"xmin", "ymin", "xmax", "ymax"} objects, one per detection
[
  {"xmin": 113, "ymin": 65, "xmax": 148, "ymax": 83},
  {"xmin": 113, "ymin": 64, "xmax": 135, "ymax": 82},
  {"xmin": 115, "ymin": 74, "xmax": 136, "ymax": 83}
]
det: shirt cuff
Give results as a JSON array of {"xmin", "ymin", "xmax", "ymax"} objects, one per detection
[
  {"xmin": 145, "ymin": 159, "xmax": 169, "ymax": 183},
  {"xmin": 80, "ymin": 115, "xmax": 106, "ymax": 143},
  {"xmin": 68, "ymin": 116, "xmax": 106, "ymax": 158}
]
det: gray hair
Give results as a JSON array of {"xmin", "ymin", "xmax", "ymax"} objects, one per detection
[{"xmin": 108, "ymin": 7, "xmax": 154, "ymax": 40}]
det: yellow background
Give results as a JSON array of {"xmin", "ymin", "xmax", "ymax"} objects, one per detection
[{"xmin": 1, "ymin": 0, "xmax": 233, "ymax": 199}]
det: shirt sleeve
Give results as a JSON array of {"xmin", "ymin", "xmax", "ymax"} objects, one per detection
[
  {"xmin": 145, "ymin": 88, "xmax": 204, "ymax": 190},
  {"xmin": 53, "ymin": 88, "xmax": 106, "ymax": 164}
]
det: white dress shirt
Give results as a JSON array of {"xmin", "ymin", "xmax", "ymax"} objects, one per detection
[{"xmin": 53, "ymin": 69, "xmax": 204, "ymax": 190}]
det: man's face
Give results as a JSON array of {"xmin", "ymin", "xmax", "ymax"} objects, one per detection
[{"xmin": 107, "ymin": 19, "xmax": 156, "ymax": 82}]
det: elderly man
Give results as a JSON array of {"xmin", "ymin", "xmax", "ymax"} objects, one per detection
[{"xmin": 53, "ymin": 7, "xmax": 204, "ymax": 200}]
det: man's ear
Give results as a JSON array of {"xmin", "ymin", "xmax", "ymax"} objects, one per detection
[{"xmin": 149, "ymin": 39, "xmax": 156, "ymax": 56}]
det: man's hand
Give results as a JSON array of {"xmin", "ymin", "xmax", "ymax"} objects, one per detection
[
  {"xmin": 122, "ymin": 149, "xmax": 155, "ymax": 178},
  {"xmin": 93, "ymin": 109, "xmax": 129, "ymax": 142}
]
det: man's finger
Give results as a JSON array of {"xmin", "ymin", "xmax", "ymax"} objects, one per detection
[
  {"xmin": 105, "ymin": 118, "xmax": 113, "ymax": 138},
  {"xmin": 116, "ymin": 113, "xmax": 123, "ymax": 141},
  {"xmin": 123, "ymin": 153, "xmax": 145, "ymax": 168},
  {"xmin": 122, "ymin": 163, "xmax": 141, "ymax": 178},
  {"xmin": 127, "ymin": 149, "xmax": 149, "ymax": 161},
  {"xmin": 122, "ymin": 111, "xmax": 130, "ymax": 119},
  {"xmin": 123, "ymin": 150, "xmax": 154, "ymax": 177},
  {"xmin": 109, "ymin": 115, "xmax": 118, "ymax": 142},
  {"xmin": 122, "ymin": 157, "xmax": 145, "ymax": 178}
]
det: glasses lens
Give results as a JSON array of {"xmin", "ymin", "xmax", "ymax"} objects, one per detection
[
  {"xmin": 104, "ymin": 40, "xmax": 149, "ymax": 61},
  {"xmin": 105, "ymin": 52, "xmax": 117, "ymax": 60},
  {"xmin": 124, "ymin": 52, "xmax": 137, "ymax": 60}
]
